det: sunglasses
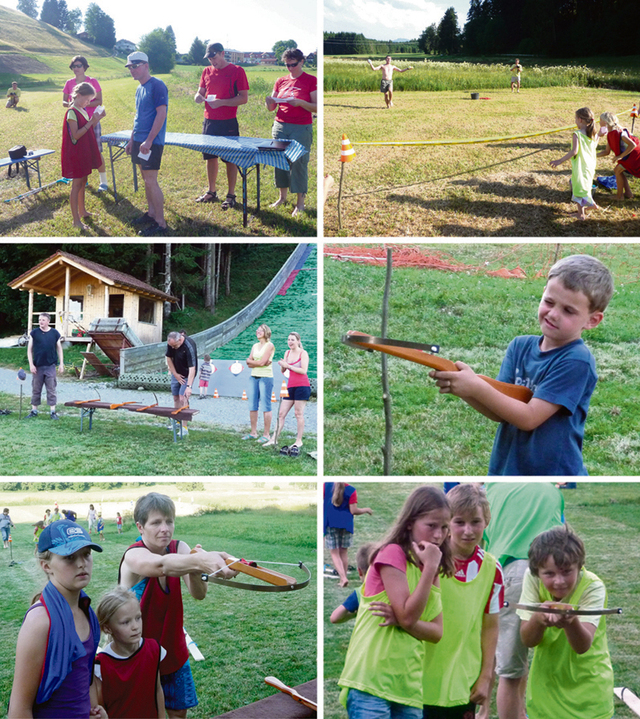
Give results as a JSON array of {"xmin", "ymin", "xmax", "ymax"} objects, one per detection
[
  {"xmin": 128, "ymin": 62, "xmax": 146, "ymax": 68},
  {"xmin": 71, "ymin": 64, "xmax": 84, "ymax": 69},
  {"xmin": 285, "ymin": 61, "xmax": 300, "ymax": 68}
]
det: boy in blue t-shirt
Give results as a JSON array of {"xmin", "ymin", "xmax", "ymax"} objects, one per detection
[
  {"xmin": 431, "ymin": 255, "xmax": 614, "ymax": 476},
  {"xmin": 330, "ymin": 543, "xmax": 372, "ymax": 624}
]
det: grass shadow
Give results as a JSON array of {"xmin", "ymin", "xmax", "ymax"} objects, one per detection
[{"xmin": 324, "ymin": 103, "xmax": 382, "ymax": 110}]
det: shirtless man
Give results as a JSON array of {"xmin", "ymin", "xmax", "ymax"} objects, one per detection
[
  {"xmin": 368, "ymin": 56, "xmax": 413, "ymax": 108},
  {"xmin": 511, "ymin": 59, "xmax": 523, "ymax": 93}
]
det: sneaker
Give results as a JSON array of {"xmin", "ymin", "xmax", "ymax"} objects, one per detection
[
  {"xmin": 138, "ymin": 223, "xmax": 168, "ymax": 237},
  {"xmin": 131, "ymin": 212, "xmax": 156, "ymax": 226},
  {"xmin": 50, "ymin": 412, "xmax": 60, "ymax": 420},
  {"xmin": 97, "ymin": 183, "xmax": 109, "ymax": 192},
  {"xmin": 26, "ymin": 410, "xmax": 38, "ymax": 419}
]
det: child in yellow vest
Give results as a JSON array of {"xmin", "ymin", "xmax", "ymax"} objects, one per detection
[
  {"xmin": 518, "ymin": 525, "xmax": 614, "ymax": 719},
  {"xmin": 338, "ymin": 486, "xmax": 454, "ymax": 718}
]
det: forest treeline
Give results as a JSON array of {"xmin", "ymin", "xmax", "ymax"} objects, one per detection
[{"xmin": 326, "ymin": 0, "xmax": 640, "ymax": 57}]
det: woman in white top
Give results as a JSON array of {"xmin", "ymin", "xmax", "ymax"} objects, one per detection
[{"xmin": 243, "ymin": 324, "xmax": 275, "ymax": 442}]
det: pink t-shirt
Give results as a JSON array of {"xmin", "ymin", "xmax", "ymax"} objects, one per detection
[
  {"xmin": 365, "ymin": 543, "xmax": 408, "ymax": 596},
  {"xmin": 63, "ymin": 76, "xmax": 101, "ymax": 118}
]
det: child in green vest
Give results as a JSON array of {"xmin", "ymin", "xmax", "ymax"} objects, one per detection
[
  {"xmin": 338, "ymin": 486, "xmax": 454, "ymax": 718},
  {"xmin": 518, "ymin": 525, "xmax": 614, "ymax": 719},
  {"xmin": 422, "ymin": 483, "xmax": 504, "ymax": 719}
]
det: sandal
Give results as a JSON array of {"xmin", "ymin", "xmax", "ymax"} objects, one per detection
[
  {"xmin": 195, "ymin": 190, "xmax": 218, "ymax": 203},
  {"xmin": 279, "ymin": 445, "xmax": 290, "ymax": 456},
  {"xmin": 221, "ymin": 193, "xmax": 237, "ymax": 211},
  {"xmin": 289, "ymin": 445, "xmax": 301, "ymax": 457}
]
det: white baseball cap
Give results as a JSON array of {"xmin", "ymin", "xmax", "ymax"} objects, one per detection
[{"xmin": 125, "ymin": 51, "xmax": 149, "ymax": 67}]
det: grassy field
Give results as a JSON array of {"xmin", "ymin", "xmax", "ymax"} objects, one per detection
[
  {"xmin": 0, "ymin": 61, "xmax": 317, "ymax": 237},
  {"xmin": 323, "ymin": 481, "xmax": 640, "ymax": 719},
  {"xmin": 0, "ymin": 390, "xmax": 317, "ymax": 476},
  {"xmin": 324, "ymin": 243, "xmax": 640, "ymax": 476},
  {"xmin": 324, "ymin": 83, "xmax": 640, "ymax": 237},
  {"xmin": 0, "ymin": 483, "xmax": 316, "ymax": 718}
]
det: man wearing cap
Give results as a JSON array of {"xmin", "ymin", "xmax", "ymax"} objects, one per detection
[
  {"xmin": 125, "ymin": 51, "xmax": 169, "ymax": 236},
  {"xmin": 8, "ymin": 520, "xmax": 103, "ymax": 718},
  {"xmin": 193, "ymin": 43, "xmax": 249, "ymax": 210},
  {"xmin": 26, "ymin": 312, "xmax": 64, "ymax": 421}
]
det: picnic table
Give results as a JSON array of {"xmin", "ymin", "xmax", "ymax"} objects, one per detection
[
  {"xmin": 212, "ymin": 680, "xmax": 317, "ymax": 718},
  {"xmin": 0, "ymin": 149, "xmax": 55, "ymax": 190},
  {"xmin": 101, "ymin": 131, "xmax": 308, "ymax": 227}
]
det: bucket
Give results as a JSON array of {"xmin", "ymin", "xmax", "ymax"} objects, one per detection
[{"xmin": 471, "ymin": 92, "xmax": 479, "ymax": 100}]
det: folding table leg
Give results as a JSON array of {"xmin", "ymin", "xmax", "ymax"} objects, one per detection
[
  {"xmin": 256, "ymin": 164, "xmax": 260, "ymax": 211},
  {"xmin": 109, "ymin": 145, "xmax": 118, "ymax": 203},
  {"xmin": 242, "ymin": 168, "xmax": 248, "ymax": 227},
  {"xmin": 22, "ymin": 160, "xmax": 31, "ymax": 190}
]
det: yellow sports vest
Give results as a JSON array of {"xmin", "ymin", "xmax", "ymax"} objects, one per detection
[
  {"xmin": 339, "ymin": 561, "xmax": 442, "ymax": 709},
  {"xmin": 423, "ymin": 550, "xmax": 497, "ymax": 707},
  {"xmin": 527, "ymin": 569, "xmax": 614, "ymax": 719}
]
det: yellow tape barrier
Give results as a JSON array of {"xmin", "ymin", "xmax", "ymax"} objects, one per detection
[{"xmin": 352, "ymin": 109, "xmax": 634, "ymax": 147}]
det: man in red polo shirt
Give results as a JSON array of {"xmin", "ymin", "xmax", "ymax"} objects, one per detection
[{"xmin": 193, "ymin": 42, "xmax": 249, "ymax": 211}]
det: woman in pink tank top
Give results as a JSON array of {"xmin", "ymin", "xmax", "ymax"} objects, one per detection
[{"xmin": 265, "ymin": 332, "xmax": 310, "ymax": 456}]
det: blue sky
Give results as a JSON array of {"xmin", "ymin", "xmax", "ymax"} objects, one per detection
[
  {"xmin": 2, "ymin": 0, "xmax": 319, "ymax": 54},
  {"xmin": 325, "ymin": 0, "xmax": 472, "ymax": 41}
]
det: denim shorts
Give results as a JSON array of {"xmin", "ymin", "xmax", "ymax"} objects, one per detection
[
  {"xmin": 346, "ymin": 688, "xmax": 423, "ymax": 719},
  {"xmin": 250, "ymin": 375, "xmax": 273, "ymax": 412},
  {"xmin": 170, "ymin": 375, "xmax": 188, "ymax": 397},
  {"xmin": 160, "ymin": 660, "xmax": 198, "ymax": 710}
]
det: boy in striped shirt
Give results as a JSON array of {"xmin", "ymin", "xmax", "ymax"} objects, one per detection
[{"xmin": 198, "ymin": 354, "xmax": 213, "ymax": 399}]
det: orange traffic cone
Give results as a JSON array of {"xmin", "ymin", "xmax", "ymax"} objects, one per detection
[
  {"xmin": 241, "ymin": 390, "xmax": 248, "ymax": 400},
  {"xmin": 213, "ymin": 388, "xmax": 219, "ymax": 398},
  {"xmin": 271, "ymin": 391, "xmax": 277, "ymax": 402},
  {"xmin": 279, "ymin": 381, "xmax": 289, "ymax": 398},
  {"xmin": 340, "ymin": 134, "xmax": 356, "ymax": 163}
]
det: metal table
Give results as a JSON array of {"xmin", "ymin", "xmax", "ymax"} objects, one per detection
[
  {"xmin": 101, "ymin": 131, "xmax": 308, "ymax": 227},
  {"xmin": 0, "ymin": 149, "xmax": 55, "ymax": 190}
]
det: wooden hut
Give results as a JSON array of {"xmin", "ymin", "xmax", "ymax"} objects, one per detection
[{"xmin": 9, "ymin": 251, "xmax": 177, "ymax": 345}]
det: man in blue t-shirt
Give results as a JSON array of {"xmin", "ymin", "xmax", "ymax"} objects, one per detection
[
  {"xmin": 431, "ymin": 254, "xmax": 614, "ymax": 475},
  {"xmin": 125, "ymin": 51, "xmax": 169, "ymax": 237},
  {"xmin": 26, "ymin": 312, "xmax": 64, "ymax": 420}
]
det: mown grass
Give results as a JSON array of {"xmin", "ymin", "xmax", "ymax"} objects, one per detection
[
  {"xmin": 0, "ymin": 391, "xmax": 317, "ymax": 476},
  {"xmin": 323, "ymin": 243, "xmax": 640, "ymax": 476},
  {"xmin": 325, "ymin": 56, "xmax": 640, "ymax": 93},
  {"xmin": 0, "ymin": 63, "xmax": 317, "ymax": 237},
  {"xmin": 0, "ymin": 499, "xmax": 316, "ymax": 718},
  {"xmin": 324, "ymin": 85, "xmax": 640, "ymax": 236},
  {"xmin": 323, "ymin": 481, "xmax": 640, "ymax": 719}
]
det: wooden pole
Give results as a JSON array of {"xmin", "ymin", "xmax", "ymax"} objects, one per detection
[
  {"xmin": 381, "ymin": 249, "xmax": 393, "ymax": 475},
  {"xmin": 337, "ymin": 162, "xmax": 345, "ymax": 230}
]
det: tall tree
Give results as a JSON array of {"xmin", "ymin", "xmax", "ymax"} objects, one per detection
[
  {"xmin": 165, "ymin": 25, "xmax": 177, "ymax": 58},
  {"xmin": 64, "ymin": 6, "xmax": 82, "ymax": 34},
  {"xmin": 187, "ymin": 37, "xmax": 208, "ymax": 66},
  {"xmin": 57, "ymin": 0, "xmax": 68, "ymax": 31},
  {"xmin": 272, "ymin": 39, "xmax": 297, "ymax": 64},
  {"xmin": 84, "ymin": 3, "xmax": 116, "ymax": 48},
  {"xmin": 418, "ymin": 24, "xmax": 438, "ymax": 54},
  {"xmin": 163, "ymin": 243, "xmax": 171, "ymax": 321},
  {"xmin": 139, "ymin": 28, "xmax": 176, "ymax": 74},
  {"xmin": 17, "ymin": 0, "xmax": 39, "ymax": 19},
  {"xmin": 40, "ymin": 0, "xmax": 60, "ymax": 27},
  {"xmin": 436, "ymin": 7, "xmax": 461, "ymax": 55}
]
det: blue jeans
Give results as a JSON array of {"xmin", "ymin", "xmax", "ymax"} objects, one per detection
[
  {"xmin": 249, "ymin": 375, "xmax": 273, "ymax": 412},
  {"xmin": 347, "ymin": 689, "xmax": 423, "ymax": 719}
]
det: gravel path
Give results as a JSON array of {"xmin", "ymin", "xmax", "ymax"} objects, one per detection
[{"xmin": 0, "ymin": 367, "xmax": 317, "ymax": 435}]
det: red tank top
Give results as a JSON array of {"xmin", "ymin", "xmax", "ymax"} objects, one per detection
[
  {"xmin": 96, "ymin": 638, "xmax": 161, "ymax": 718},
  {"xmin": 286, "ymin": 350, "xmax": 310, "ymax": 388},
  {"xmin": 119, "ymin": 540, "xmax": 189, "ymax": 675}
]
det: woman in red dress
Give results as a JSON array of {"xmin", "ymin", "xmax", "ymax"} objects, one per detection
[
  {"xmin": 598, "ymin": 111, "xmax": 640, "ymax": 199},
  {"xmin": 62, "ymin": 81, "xmax": 105, "ymax": 229}
]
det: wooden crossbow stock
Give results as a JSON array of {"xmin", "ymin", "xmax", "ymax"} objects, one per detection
[
  {"xmin": 191, "ymin": 549, "xmax": 311, "ymax": 593},
  {"xmin": 513, "ymin": 602, "xmax": 623, "ymax": 616},
  {"xmin": 342, "ymin": 331, "xmax": 533, "ymax": 403},
  {"xmin": 264, "ymin": 676, "xmax": 317, "ymax": 712}
]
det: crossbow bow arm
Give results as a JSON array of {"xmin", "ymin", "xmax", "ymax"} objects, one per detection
[
  {"xmin": 343, "ymin": 331, "xmax": 533, "ymax": 403},
  {"xmin": 264, "ymin": 676, "xmax": 318, "ymax": 712},
  {"xmin": 513, "ymin": 602, "xmax": 623, "ymax": 616}
]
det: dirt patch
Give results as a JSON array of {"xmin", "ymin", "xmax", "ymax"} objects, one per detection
[{"xmin": 0, "ymin": 54, "xmax": 51, "ymax": 74}]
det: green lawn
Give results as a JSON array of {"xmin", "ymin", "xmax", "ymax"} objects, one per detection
[
  {"xmin": 0, "ymin": 62, "xmax": 317, "ymax": 237},
  {"xmin": 324, "ymin": 243, "xmax": 640, "ymax": 476},
  {"xmin": 0, "ymin": 488, "xmax": 316, "ymax": 718},
  {"xmin": 323, "ymin": 482, "xmax": 640, "ymax": 719},
  {"xmin": 324, "ymin": 84, "xmax": 639, "ymax": 236}
]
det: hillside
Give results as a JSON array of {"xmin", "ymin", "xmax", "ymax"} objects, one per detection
[{"xmin": 0, "ymin": 5, "xmax": 110, "ymax": 61}]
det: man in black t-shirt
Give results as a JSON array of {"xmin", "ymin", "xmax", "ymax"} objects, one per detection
[
  {"xmin": 26, "ymin": 313, "xmax": 64, "ymax": 420},
  {"xmin": 166, "ymin": 331, "xmax": 198, "ymax": 433}
]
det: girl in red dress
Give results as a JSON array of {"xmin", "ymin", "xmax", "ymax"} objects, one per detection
[
  {"xmin": 598, "ymin": 111, "xmax": 640, "ymax": 199},
  {"xmin": 62, "ymin": 82, "xmax": 105, "ymax": 229}
]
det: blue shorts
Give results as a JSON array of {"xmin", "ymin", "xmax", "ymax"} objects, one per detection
[
  {"xmin": 170, "ymin": 375, "xmax": 189, "ymax": 397},
  {"xmin": 346, "ymin": 688, "xmax": 422, "ymax": 719},
  {"xmin": 1, "ymin": 527, "xmax": 10, "ymax": 542},
  {"xmin": 249, "ymin": 375, "xmax": 273, "ymax": 412},
  {"xmin": 286, "ymin": 385, "xmax": 311, "ymax": 402},
  {"xmin": 161, "ymin": 660, "xmax": 198, "ymax": 711}
]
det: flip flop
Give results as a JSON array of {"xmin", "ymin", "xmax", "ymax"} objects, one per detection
[
  {"xmin": 257, "ymin": 436, "xmax": 269, "ymax": 444},
  {"xmin": 241, "ymin": 434, "xmax": 258, "ymax": 440},
  {"xmin": 289, "ymin": 445, "xmax": 301, "ymax": 457},
  {"xmin": 279, "ymin": 445, "xmax": 290, "ymax": 456}
]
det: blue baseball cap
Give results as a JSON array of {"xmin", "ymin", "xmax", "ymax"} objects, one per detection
[{"xmin": 37, "ymin": 520, "xmax": 103, "ymax": 556}]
